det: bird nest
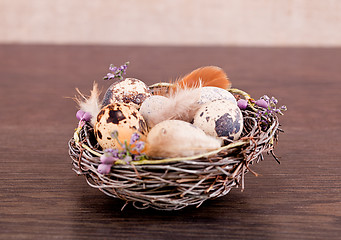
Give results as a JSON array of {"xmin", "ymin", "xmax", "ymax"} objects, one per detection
[{"xmin": 68, "ymin": 87, "xmax": 283, "ymax": 211}]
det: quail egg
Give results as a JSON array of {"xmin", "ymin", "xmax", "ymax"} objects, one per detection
[
  {"xmin": 193, "ymin": 99, "xmax": 243, "ymax": 140},
  {"xmin": 139, "ymin": 95, "xmax": 171, "ymax": 128},
  {"xmin": 198, "ymin": 86, "xmax": 237, "ymax": 105},
  {"xmin": 94, "ymin": 102, "xmax": 148, "ymax": 150},
  {"xmin": 102, "ymin": 78, "xmax": 151, "ymax": 109}
]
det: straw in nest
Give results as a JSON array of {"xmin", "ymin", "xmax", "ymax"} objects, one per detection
[{"xmin": 68, "ymin": 86, "xmax": 285, "ymax": 211}]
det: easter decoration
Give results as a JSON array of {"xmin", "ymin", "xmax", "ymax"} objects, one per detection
[{"xmin": 68, "ymin": 62, "xmax": 287, "ymax": 210}]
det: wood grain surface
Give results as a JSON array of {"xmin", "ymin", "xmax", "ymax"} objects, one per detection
[{"xmin": 0, "ymin": 45, "xmax": 340, "ymax": 240}]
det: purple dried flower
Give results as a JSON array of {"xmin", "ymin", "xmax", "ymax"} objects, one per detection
[
  {"xmin": 130, "ymin": 133, "xmax": 141, "ymax": 144},
  {"xmin": 133, "ymin": 141, "xmax": 145, "ymax": 153},
  {"xmin": 99, "ymin": 129, "xmax": 147, "ymax": 165},
  {"xmin": 237, "ymin": 99, "xmax": 248, "ymax": 110},
  {"xmin": 262, "ymin": 95, "xmax": 270, "ymax": 102},
  {"xmin": 271, "ymin": 97, "xmax": 278, "ymax": 105},
  {"xmin": 100, "ymin": 152, "xmax": 117, "ymax": 164},
  {"xmin": 118, "ymin": 151, "xmax": 126, "ymax": 159},
  {"xmin": 97, "ymin": 163, "xmax": 112, "ymax": 174},
  {"xmin": 256, "ymin": 99, "xmax": 269, "ymax": 108},
  {"xmin": 105, "ymin": 73, "xmax": 116, "ymax": 80},
  {"xmin": 256, "ymin": 95, "xmax": 287, "ymax": 127},
  {"xmin": 76, "ymin": 110, "xmax": 85, "ymax": 120},
  {"xmin": 109, "ymin": 64, "xmax": 117, "ymax": 72},
  {"xmin": 82, "ymin": 112, "xmax": 92, "ymax": 122},
  {"xmin": 280, "ymin": 105, "xmax": 287, "ymax": 111},
  {"xmin": 123, "ymin": 155, "xmax": 132, "ymax": 164},
  {"xmin": 76, "ymin": 110, "xmax": 91, "ymax": 122},
  {"xmin": 104, "ymin": 148, "xmax": 119, "ymax": 157},
  {"xmin": 104, "ymin": 62, "xmax": 130, "ymax": 80}
]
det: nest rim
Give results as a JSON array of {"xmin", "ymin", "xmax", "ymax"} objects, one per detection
[{"xmin": 68, "ymin": 92, "xmax": 281, "ymax": 211}]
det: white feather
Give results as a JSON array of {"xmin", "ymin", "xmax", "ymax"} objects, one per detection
[
  {"xmin": 145, "ymin": 120, "xmax": 222, "ymax": 158},
  {"xmin": 75, "ymin": 82, "xmax": 102, "ymax": 126},
  {"xmin": 150, "ymin": 86, "xmax": 202, "ymax": 125}
]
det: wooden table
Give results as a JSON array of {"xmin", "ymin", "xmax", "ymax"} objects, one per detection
[{"xmin": 0, "ymin": 44, "xmax": 340, "ymax": 240}]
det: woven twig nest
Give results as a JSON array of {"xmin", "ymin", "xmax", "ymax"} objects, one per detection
[{"xmin": 68, "ymin": 87, "xmax": 283, "ymax": 210}]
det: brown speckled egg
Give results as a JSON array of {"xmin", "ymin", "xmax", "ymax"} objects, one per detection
[
  {"xmin": 193, "ymin": 99, "xmax": 243, "ymax": 141},
  {"xmin": 94, "ymin": 102, "xmax": 148, "ymax": 150},
  {"xmin": 102, "ymin": 78, "xmax": 151, "ymax": 109}
]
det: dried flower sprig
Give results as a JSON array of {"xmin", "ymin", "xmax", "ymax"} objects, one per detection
[
  {"xmin": 237, "ymin": 94, "xmax": 287, "ymax": 129},
  {"xmin": 256, "ymin": 95, "xmax": 287, "ymax": 116},
  {"xmin": 103, "ymin": 62, "xmax": 129, "ymax": 80},
  {"xmin": 76, "ymin": 110, "xmax": 92, "ymax": 127},
  {"xmin": 237, "ymin": 99, "xmax": 248, "ymax": 110},
  {"xmin": 254, "ymin": 95, "xmax": 287, "ymax": 128},
  {"xmin": 97, "ymin": 131, "xmax": 147, "ymax": 174}
]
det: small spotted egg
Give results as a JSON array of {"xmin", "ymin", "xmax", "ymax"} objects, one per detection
[
  {"xmin": 94, "ymin": 102, "xmax": 148, "ymax": 150},
  {"xmin": 193, "ymin": 99, "xmax": 243, "ymax": 140},
  {"xmin": 102, "ymin": 78, "xmax": 151, "ymax": 109},
  {"xmin": 139, "ymin": 95, "xmax": 171, "ymax": 128},
  {"xmin": 198, "ymin": 87, "xmax": 237, "ymax": 105}
]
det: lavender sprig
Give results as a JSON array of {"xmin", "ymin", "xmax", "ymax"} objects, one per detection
[
  {"xmin": 103, "ymin": 62, "xmax": 129, "ymax": 80},
  {"xmin": 97, "ymin": 131, "xmax": 147, "ymax": 174},
  {"xmin": 133, "ymin": 141, "xmax": 145, "ymax": 154},
  {"xmin": 255, "ymin": 95, "xmax": 287, "ymax": 125},
  {"xmin": 130, "ymin": 132, "xmax": 140, "ymax": 144}
]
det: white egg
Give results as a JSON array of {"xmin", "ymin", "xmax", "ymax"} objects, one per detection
[
  {"xmin": 193, "ymin": 99, "xmax": 243, "ymax": 140},
  {"xmin": 139, "ymin": 95, "xmax": 171, "ymax": 128},
  {"xmin": 102, "ymin": 78, "xmax": 151, "ymax": 109},
  {"xmin": 198, "ymin": 87, "xmax": 237, "ymax": 105},
  {"xmin": 146, "ymin": 120, "xmax": 222, "ymax": 158}
]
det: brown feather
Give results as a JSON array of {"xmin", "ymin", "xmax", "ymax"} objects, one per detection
[{"xmin": 171, "ymin": 66, "xmax": 231, "ymax": 92}]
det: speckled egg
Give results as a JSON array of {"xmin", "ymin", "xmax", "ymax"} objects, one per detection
[
  {"xmin": 193, "ymin": 99, "xmax": 243, "ymax": 140},
  {"xmin": 198, "ymin": 87, "xmax": 237, "ymax": 105},
  {"xmin": 94, "ymin": 102, "xmax": 148, "ymax": 150},
  {"xmin": 139, "ymin": 95, "xmax": 171, "ymax": 128},
  {"xmin": 102, "ymin": 78, "xmax": 151, "ymax": 109}
]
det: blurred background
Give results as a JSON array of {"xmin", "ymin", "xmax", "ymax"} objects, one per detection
[{"xmin": 1, "ymin": 0, "xmax": 340, "ymax": 47}]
